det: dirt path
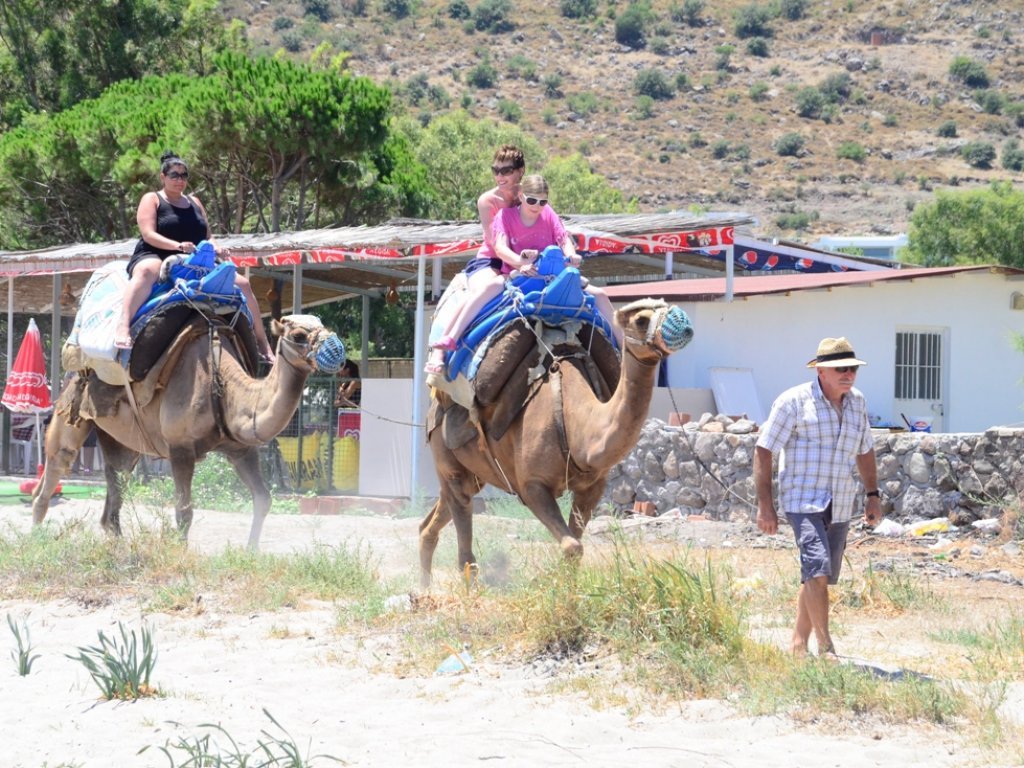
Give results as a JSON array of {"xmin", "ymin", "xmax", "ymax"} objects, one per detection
[{"xmin": 2, "ymin": 498, "xmax": 1020, "ymax": 767}]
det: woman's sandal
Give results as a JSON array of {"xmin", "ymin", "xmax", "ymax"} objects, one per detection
[{"xmin": 113, "ymin": 334, "xmax": 133, "ymax": 350}]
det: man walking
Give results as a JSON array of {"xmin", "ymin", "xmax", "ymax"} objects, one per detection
[{"xmin": 754, "ymin": 337, "xmax": 882, "ymax": 657}]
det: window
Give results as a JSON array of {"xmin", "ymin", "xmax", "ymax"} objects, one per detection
[{"xmin": 894, "ymin": 331, "xmax": 941, "ymax": 399}]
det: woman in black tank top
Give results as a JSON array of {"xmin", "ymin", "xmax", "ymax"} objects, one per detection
[{"xmin": 114, "ymin": 151, "xmax": 276, "ymax": 363}]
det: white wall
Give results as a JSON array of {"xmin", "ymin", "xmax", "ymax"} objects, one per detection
[{"xmin": 660, "ymin": 272, "xmax": 1024, "ymax": 432}]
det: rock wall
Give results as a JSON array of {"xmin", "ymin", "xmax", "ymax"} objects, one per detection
[{"xmin": 602, "ymin": 415, "xmax": 1024, "ymax": 523}]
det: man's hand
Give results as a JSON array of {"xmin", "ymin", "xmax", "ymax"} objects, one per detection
[
  {"xmin": 756, "ymin": 500, "xmax": 779, "ymax": 535},
  {"xmin": 864, "ymin": 497, "xmax": 882, "ymax": 528}
]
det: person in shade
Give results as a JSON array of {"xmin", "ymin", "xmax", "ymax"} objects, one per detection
[{"xmin": 754, "ymin": 337, "xmax": 882, "ymax": 657}]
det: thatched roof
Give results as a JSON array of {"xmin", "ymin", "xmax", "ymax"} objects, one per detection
[{"xmin": 1, "ymin": 211, "xmax": 756, "ymax": 315}]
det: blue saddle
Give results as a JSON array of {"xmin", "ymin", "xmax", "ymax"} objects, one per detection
[
  {"xmin": 128, "ymin": 241, "xmax": 250, "ymax": 338},
  {"xmin": 440, "ymin": 246, "xmax": 615, "ymax": 383}
]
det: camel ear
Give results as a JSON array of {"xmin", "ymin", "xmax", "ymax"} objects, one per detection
[{"xmin": 271, "ymin": 318, "xmax": 285, "ymax": 338}]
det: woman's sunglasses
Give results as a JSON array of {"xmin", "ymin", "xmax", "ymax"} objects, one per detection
[
  {"xmin": 165, "ymin": 170, "xmax": 189, "ymax": 180},
  {"xmin": 523, "ymin": 196, "xmax": 547, "ymax": 206},
  {"xmin": 491, "ymin": 165, "xmax": 517, "ymax": 176}
]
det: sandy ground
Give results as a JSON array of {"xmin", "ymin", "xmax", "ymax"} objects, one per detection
[{"xmin": 1, "ymin": 496, "xmax": 1019, "ymax": 768}]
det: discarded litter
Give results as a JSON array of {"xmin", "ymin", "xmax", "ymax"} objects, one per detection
[
  {"xmin": 383, "ymin": 594, "xmax": 412, "ymax": 613},
  {"xmin": 971, "ymin": 518, "xmax": 1002, "ymax": 533},
  {"xmin": 872, "ymin": 518, "xmax": 904, "ymax": 537},
  {"xmin": 435, "ymin": 647, "xmax": 473, "ymax": 676},
  {"xmin": 906, "ymin": 518, "xmax": 950, "ymax": 536}
]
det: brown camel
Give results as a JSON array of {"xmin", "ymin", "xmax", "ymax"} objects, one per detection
[
  {"xmin": 31, "ymin": 314, "xmax": 343, "ymax": 548},
  {"xmin": 419, "ymin": 298, "xmax": 692, "ymax": 586}
]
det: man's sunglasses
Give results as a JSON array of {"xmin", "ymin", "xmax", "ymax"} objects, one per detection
[
  {"xmin": 491, "ymin": 165, "xmax": 517, "ymax": 176},
  {"xmin": 833, "ymin": 366, "xmax": 859, "ymax": 373},
  {"xmin": 523, "ymin": 196, "xmax": 547, "ymax": 206},
  {"xmin": 165, "ymin": 170, "xmax": 189, "ymax": 180}
]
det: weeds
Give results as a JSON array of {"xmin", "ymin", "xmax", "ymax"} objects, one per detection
[
  {"xmin": 141, "ymin": 708, "xmax": 344, "ymax": 766},
  {"xmin": 66, "ymin": 621, "xmax": 159, "ymax": 700},
  {"xmin": 7, "ymin": 612, "xmax": 40, "ymax": 675}
]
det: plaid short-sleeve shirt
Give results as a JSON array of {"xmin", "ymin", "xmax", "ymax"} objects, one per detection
[{"xmin": 755, "ymin": 378, "xmax": 874, "ymax": 523}]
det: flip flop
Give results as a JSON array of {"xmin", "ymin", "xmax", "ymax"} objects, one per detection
[
  {"xmin": 113, "ymin": 335, "xmax": 133, "ymax": 350},
  {"xmin": 431, "ymin": 334, "xmax": 457, "ymax": 351},
  {"xmin": 424, "ymin": 359, "xmax": 445, "ymax": 375}
]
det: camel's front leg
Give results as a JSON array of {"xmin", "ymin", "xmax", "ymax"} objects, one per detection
[
  {"xmin": 223, "ymin": 447, "xmax": 271, "ymax": 550},
  {"xmin": 168, "ymin": 448, "xmax": 197, "ymax": 539},
  {"xmin": 418, "ymin": 499, "xmax": 451, "ymax": 589},
  {"xmin": 31, "ymin": 418, "xmax": 90, "ymax": 526},
  {"xmin": 96, "ymin": 436, "xmax": 141, "ymax": 536},
  {"xmin": 568, "ymin": 480, "xmax": 606, "ymax": 540},
  {"xmin": 521, "ymin": 481, "xmax": 583, "ymax": 560}
]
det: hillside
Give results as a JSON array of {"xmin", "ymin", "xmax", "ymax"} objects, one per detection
[{"xmin": 225, "ymin": 0, "xmax": 1023, "ymax": 241}]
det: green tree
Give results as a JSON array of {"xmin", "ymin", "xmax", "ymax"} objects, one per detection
[
  {"xmin": 615, "ymin": 5, "xmax": 648, "ymax": 48},
  {"xmin": 905, "ymin": 183, "xmax": 1024, "ymax": 268},
  {"xmin": 948, "ymin": 56, "xmax": 989, "ymax": 88},
  {"xmin": 396, "ymin": 112, "xmax": 543, "ymax": 220},
  {"xmin": 634, "ymin": 69, "xmax": 674, "ymax": 100},
  {"xmin": 539, "ymin": 153, "xmax": 637, "ymax": 214}
]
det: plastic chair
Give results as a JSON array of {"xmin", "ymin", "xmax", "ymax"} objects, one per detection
[{"xmin": 8, "ymin": 417, "xmax": 38, "ymax": 475}]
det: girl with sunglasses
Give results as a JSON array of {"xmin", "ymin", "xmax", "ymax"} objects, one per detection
[
  {"xmin": 114, "ymin": 151, "xmax": 275, "ymax": 363},
  {"xmin": 426, "ymin": 173, "xmax": 620, "ymax": 375}
]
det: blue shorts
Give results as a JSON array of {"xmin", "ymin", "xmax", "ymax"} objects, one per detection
[
  {"xmin": 464, "ymin": 256, "xmax": 504, "ymax": 276},
  {"xmin": 786, "ymin": 504, "xmax": 850, "ymax": 585}
]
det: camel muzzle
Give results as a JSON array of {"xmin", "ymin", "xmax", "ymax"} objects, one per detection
[
  {"xmin": 652, "ymin": 305, "xmax": 693, "ymax": 354},
  {"xmin": 313, "ymin": 333, "xmax": 346, "ymax": 373}
]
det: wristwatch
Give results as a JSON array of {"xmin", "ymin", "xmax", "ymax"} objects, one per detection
[{"xmin": 866, "ymin": 490, "xmax": 880, "ymax": 498}]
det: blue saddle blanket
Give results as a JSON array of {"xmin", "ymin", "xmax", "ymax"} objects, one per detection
[{"xmin": 429, "ymin": 246, "xmax": 615, "ymax": 385}]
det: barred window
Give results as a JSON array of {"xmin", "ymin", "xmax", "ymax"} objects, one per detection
[{"xmin": 894, "ymin": 331, "xmax": 941, "ymax": 399}]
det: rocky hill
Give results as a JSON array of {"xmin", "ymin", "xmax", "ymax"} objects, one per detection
[{"xmin": 227, "ymin": 0, "xmax": 1022, "ymax": 241}]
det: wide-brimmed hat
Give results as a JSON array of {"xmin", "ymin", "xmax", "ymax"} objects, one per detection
[{"xmin": 806, "ymin": 337, "xmax": 868, "ymax": 368}]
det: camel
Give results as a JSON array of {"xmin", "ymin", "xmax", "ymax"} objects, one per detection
[
  {"xmin": 419, "ymin": 298, "xmax": 692, "ymax": 586},
  {"xmin": 31, "ymin": 314, "xmax": 344, "ymax": 548}
]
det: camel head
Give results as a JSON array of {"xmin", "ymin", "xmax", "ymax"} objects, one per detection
[
  {"xmin": 615, "ymin": 298, "xmax": 693, "ymax": 363},
  {"xmin": 270, "ymin": 314, "xmax": 346, "ymax": 374}
]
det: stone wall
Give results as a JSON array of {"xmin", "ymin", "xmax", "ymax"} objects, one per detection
[{"xmin": 602, "ymin": 415, "xmax": 1024, "ymax": 523}]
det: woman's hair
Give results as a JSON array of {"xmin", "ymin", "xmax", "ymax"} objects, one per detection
[
  {"xmin": 493, "ymin": 144, "xmax": 525, "ymax": 170},
  {"xmin": 341, "ymin": 359, "xmax": 360, "ymax": 377},
  {"xmin": 160, "ymin": 150, "xmax": 188, "ymax": 175},
  {"xmin": 520, "ymin": 174, "xmax": 549, "ymax": 197}
]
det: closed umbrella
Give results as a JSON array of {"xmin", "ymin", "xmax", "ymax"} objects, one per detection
[{"xmin": 2, "ymin": 318, "xmax": 52, "ymax": 468}]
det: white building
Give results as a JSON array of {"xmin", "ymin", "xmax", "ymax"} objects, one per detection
[
  {"xmin": 810, "ymin": 234, "xmax": 909, "ymax": 260},
  {"xmin": 604, "ymin": 265, "xmax": 1024, "ymax": 433}
]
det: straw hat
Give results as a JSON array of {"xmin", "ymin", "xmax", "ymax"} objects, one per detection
[{"xmin": 806, "ymin": 337, "xmax": 868, "ymax": 368}]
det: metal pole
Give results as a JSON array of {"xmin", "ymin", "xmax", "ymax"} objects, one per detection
[
  {"xmin": 430, "ymin": 257, "xmax": 442, "ymax": 301},
  {"xmin": 361, "ymin": 294, "xmax": 370, "ymax": 365},
  {"xmin": 410, "ymin": 254, "xmax": 427, "ymax": 499},
  {"xmin": 725, "ymin": 244, "xmax": 734, "ymax": 302},
  {"xmin": 51, "ymin": 274, "xmax": 61, "ymax": 403},
  {"xmin": 664, "ymin": 251, "xmax": 673, "ymax": 280}
]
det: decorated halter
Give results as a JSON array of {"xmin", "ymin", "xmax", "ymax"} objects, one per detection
[{"xmin": 279, "ymin": 315, "xmax": 346, "ymax": 373}]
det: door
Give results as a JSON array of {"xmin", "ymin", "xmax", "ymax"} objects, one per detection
[{"xmin": 893, "ymin": 329, "xmax": 946, "ymax": 431}]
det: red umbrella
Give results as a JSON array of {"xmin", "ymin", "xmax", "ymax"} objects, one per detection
[{"xmin": 2, "ymin": 318, "xmax": 52, "ymax": 470}]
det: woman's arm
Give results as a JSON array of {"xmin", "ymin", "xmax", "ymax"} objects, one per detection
[{"xmin": 492, "ymin": 233, "xmax": 538, "ymax": 274}]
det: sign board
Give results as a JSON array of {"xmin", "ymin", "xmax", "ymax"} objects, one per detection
[{"xmin": 709, "ymin": 367, "xmax": 765, "ymax": 424}]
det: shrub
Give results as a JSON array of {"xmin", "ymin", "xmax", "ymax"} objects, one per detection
[
  {"xmin": 746, "ymin": 37, "xmax": 770, "ymax": 57},
  {"xmin": 280, "ymin": 30, "xmax": 303, "ymax": 52},
  {"xmin": 936, "ymin": 120, "xmax": 957, "ymax": 138},
  {"xmin": 615, "ymin": 5, "xmax": 647, "ymax": 47},
  {"xmin": 778, "ymin": 0, "xmax": 808, "ymax": 20},
  {"xmin": 543, "ymin": 73, "xmax": 563, "ymax": 98},
  {"xmin": 734, "ymin": 3, "xmax": 773, "ymax": 38},
  {"xmin": 675, "ymin": 72, "xmax": 691, "ymax": 91},
  {"xmin": 633, "ymin": 95, "xmax": 655, "ymax": 119},
  {"xmin": 560, "ymin": 0, "xmax": 596, "ymax": 20},
  {"xmin": 948, "ymin": 56, "xmax": 989, "ymax": 88},
  {"xmin": 711, "ymin": 140, "xmax": 730, "ymax": 159},
  {"xmin": 961, "ymin": 141, "xmax": 996, "ymax": 169},
  {"xmin": 634, "ymin": 69, "xmax": 674, "ymax": 100},
  {"xmin": 977, "ymin": 89, "xmax": 1004, "ymax": 115},
  {"xmin": 447, "ymin": 0, "xmax": 471, "ymax": 18},
  {"xmin": 272, "ymin": 16, "xmax": 294, "ymax": 31},
  {"xmin": 507, "ymin": 54, "xmax": 537, "ymax": 81},
  {"xmin": 1002, "ymin": 140, "xmax": 1024, "ymax": 172},
  {"xmin": 774, "ymin": 132, "xmax": 805, "ymax": 156},
  {"xmin": 882, "ymin": 114, "xmax": 897, "ymax": 127},
  {"xmin": 688, "ymin": 131, "xmax": 707, "ymax": 148},
  {"xmin": 650, "ymin": 36, "xmax": 671, "ymax": 55},
  {"xmin": 466, "ymin": 61, "xmax": 498, "ymax": 88},
  {"xmin": 671, "ymin": 0, "xmax": 705, "ymax": 26},
  {"xmin": 473, "ymin": 0, "xmax": 515, "ymax": 32},
  {"xmin": 749, "ymin": 82, "xmax": 769, "ymax": 101},
  {"xmin": 819, "ymin": 72, "xmax": 852, "ymax": 103},
  {"xmin": 497, "ymin": 98, "xmax": 522, "ymax": 123},
  {"xmin": 381, "ymin": 0, "xmax": 411, "ymax": 19},
  {"xmin": 776, "ymin": 210, "xmax": 817, "ymax": 230},
  {"xmin": 795, "ymin": 86, "xmax": 825, "ymax": 118},
  {"xmin": 303, "ymin": 0, "xmax": 333, "ymax": 21},
  {"xmin": 836, "ymin": 141, "xmax": 866, "ymax": 162},
  {"xmin": 404, "ymin": 73, "xmax": 429, "ymax": 105},
  {"xmin": 567, "ymin": 91, "xmax": 599, "ymax": 115}
]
